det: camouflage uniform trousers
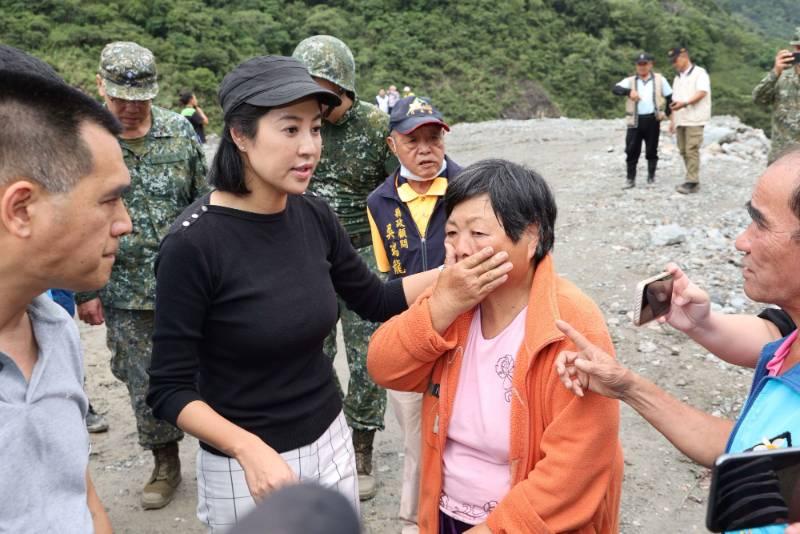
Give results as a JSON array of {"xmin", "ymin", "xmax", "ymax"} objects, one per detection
[
  {"xmin": 104, "ymin": 307, "xmax": 184, "ymax": 449},
  {"xmin": 323, "ymin": 245, "xmax": 386, "ymax": 432}
]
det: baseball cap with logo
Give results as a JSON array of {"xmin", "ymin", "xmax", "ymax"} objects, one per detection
[
  {"xmin": 98, "ymin": 41, "xmax": 158, "ymax": 101},
  {"xmin": 389, "ymin": 96, "xmax": 449, "ymax": 134},
  {"xmin": 635, "ymin": 52, "xmax": 654, "ymax": 64},
  {"xmin": 667, "ymin": 47, "xmax": 688, "ymax": 62}
]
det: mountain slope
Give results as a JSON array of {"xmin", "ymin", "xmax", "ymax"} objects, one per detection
[{"xmin": 0, "ymin": 0, "xmax": 781, "ymax": 130}]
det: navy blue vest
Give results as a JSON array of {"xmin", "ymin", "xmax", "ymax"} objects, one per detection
[{"xmin": 367, "ymin": 156, "xmax": 461, "ymax": 279}]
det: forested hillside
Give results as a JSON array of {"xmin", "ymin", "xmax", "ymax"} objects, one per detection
[
  {"xmin": 718, "ymin": 0, "xmax": 800, "ymax": 40},
  {"xmin": 0, "ymin": 0, "xmax": 784, "ymax": 131}
]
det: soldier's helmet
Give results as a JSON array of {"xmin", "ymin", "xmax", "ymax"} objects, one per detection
[
  {"xmin": 292, "ymin": 35, "xmax": 356, "ymax": 95},
  {"xmin": 98, "ymin": 41, "xmax": 158, "ymax": 101},
  {"xmin": 791, "ymin": 26, "xmax": 800, "ymax": 46}
]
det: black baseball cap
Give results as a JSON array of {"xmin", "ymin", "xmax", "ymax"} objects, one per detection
[
  {"xmin": 667, "ymin": 47, "xmax": 688, "ymax": 61},
  {"xmin": 389, "ymin": 96, "xmax": 449, "ymax": 134},
  {"xmin": 635, "ymin": 52, "xmax": 654, "ymax": 64},
  {"xmin": 219, "ymin": 55, "xmax": 341, "ymax": 117}
]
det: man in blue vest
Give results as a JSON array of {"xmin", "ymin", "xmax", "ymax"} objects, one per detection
[
  {"xmin": 555, "ymin": 148, "xmax": 800, "ymax": 533},
  {"xmin": 366, "ymin": 95, "xmax": 461, "ymax": 534}
]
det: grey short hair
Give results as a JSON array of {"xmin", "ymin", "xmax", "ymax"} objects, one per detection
[
  {"xmin": 778, "ymin": 146, "xmax": 800, "ymax": 240},
  {"xmin": 445, "ymin": 159, "xmax": 557, "ymax": 263}
]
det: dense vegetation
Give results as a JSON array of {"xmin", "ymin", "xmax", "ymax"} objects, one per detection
[
  {"xmin": 0, "ymin": 0, "xmax": 787, "ymax": 131},
  {"xmin": 718, "ymin": 0, "xmax": 800, "ymax": 41}
]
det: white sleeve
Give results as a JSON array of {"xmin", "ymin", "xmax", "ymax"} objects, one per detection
[
  {"xmin": 695, "ymin": 68, "xmax": 711, "ymax": 93},
  {"xmin": 617, "ymin": 78, "xmax": 631, "ymax": 89},
  {"xmin": 662, "ymin": 77, "xmax": 673, "ymax": 97}
]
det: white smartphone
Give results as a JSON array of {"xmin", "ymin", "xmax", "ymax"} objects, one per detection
[{"xmin": 632, "ymin": 272, "xmax": 674, "ymax": 326}]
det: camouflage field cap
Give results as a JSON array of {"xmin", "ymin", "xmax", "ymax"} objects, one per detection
[
  {"xmin": 292, "ymin": 35, "xmax": 356, "ymax": 94},
  {"xmin": 791, "ymin": 27, "xmax": 800, "ymax": 46},
  {"xmin": 99, "ymin": 41, "xmax": 158, "ymax": 100}
]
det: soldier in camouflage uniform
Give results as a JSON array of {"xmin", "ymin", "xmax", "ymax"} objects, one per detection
[
  {"xmin": 753, "ymin": 27, "xmax": 800, "ymax": 164},
  {"xmin": 293, "ymin": 35, "xmax": 398, "ymax": 501},
  {"xmin": 75, "ymin": 42, "xmax": 207, "ymax": 510}
]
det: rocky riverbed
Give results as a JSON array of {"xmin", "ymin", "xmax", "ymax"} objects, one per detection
[{"xmin": 85, "ymin": 115, "xmax": 769, "ymax": 533}]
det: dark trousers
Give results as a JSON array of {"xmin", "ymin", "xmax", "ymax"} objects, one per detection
[
  {"xmin": 439, "ymin": 511, "xmax": 474, "ymax": 534},
  {"xmin": 625, "ymin": 113, "xmax": 660, "ymax": 165}
]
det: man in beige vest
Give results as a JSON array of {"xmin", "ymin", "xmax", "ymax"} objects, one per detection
[
  {"xmin": 612, "ymin": 52, "xmax": 673, "ymax": 189},
  {"xmin": 667, "ymin": 46, "xmax": 711, "ymax": 194}
]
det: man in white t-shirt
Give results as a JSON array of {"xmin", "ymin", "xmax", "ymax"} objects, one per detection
[
  {"xmin": 667, "ymin": 46, "xmax": 711, "ymax": 194},
  {"xmin": 375, "ymin": 88, "xmax": 389, "ymax": 113}
]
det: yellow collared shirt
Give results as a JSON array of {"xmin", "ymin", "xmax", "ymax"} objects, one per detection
[{"xmin": 368, "ymin": 176, "xmax": 448, "ymax": 273}]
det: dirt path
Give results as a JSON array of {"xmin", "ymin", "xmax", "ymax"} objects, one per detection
[{"xmin": 85, "ymin": 117, "xmax": 767, "ymax": 533}]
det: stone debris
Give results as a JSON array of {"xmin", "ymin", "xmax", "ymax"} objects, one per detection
[{"xmin": 650, "ymin": 224, "xmax": 687, "ymax": 246}]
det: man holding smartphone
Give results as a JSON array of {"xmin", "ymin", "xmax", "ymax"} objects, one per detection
[
  {"xmin": 555, "ymin": 148, "xmax": 800, "ymax": 534},
  {"xmin": 753, "ymin": 27, "xmax": 800, "ymax": 165}
]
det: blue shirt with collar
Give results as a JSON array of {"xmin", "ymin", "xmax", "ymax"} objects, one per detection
[{"xmin": 617, "ymin": 74, "xmax": 673, "ymax": 115}]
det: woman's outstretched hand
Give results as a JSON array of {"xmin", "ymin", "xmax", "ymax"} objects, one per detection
[{"xmin": 428, "ymin": 243, "xmax": 513, "ymax": 334}]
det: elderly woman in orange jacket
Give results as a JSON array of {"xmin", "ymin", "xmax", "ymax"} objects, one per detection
[{"xmin": 368, "ymin": 159, "xmax": 623, "ymax": 534}]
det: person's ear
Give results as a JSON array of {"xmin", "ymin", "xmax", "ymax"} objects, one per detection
[
  {"xmin": 524, "ymin": 224, "xmax": 540, "ymax": 262},
  {"xmin": 229, "ymin": 128, "xmax": 248, "ymax": 151},
  {"xmin": 386, "ymin": 136, "xmax": 398, "ymax": 156},
  {"xmin": 96, "ymin": 75, "xmax": 106, "ymax": 98},
  {"xmin": 0, "ymin": 181, "xmax": 41, "ymax": 238}
]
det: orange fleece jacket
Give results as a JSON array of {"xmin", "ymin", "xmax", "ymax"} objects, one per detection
[{"xmin": 368, "ymin": 255, "xmax": 623, "ymax": 534}]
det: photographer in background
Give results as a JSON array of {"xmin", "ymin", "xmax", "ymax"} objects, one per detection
[
  {"xmin": 179, "ymin": 89, "xmax": 209, "ymax": 144},
  {"xmin": 753, "ymin": 27, "xmax": 800, "ymax": 164}
]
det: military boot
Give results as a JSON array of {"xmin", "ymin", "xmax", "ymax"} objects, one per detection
[
  {"xmin": 622, "ymin": 161, "xmax": 636, "ymax": 189},
  {"xmin": 353, "ymin": 429, "xmax": 377, "ymax": 501},
  {"xmin": 142, "ymin": 442, "xmax": 181, "ymax": 510},
  {"xmin": 647, "ymin": 160, "xmax": 657, "ymax": 184},
  {"xmin": 85, "ymin": 403, "xmax": 108, "ymax": 433}
]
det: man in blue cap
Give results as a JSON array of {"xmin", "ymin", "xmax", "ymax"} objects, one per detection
[
  {"xmin": 666, "ymin": 46, "xmax": 711, "ymax": 194},
  {"xmin": 612, "ymin": 52, "xmax": 673, "ymax": 189},
  {"xmin": 367, "ymin": 95, "xmax": 462, "ymax": 533}
]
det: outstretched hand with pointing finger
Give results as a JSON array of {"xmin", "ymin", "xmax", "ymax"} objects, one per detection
[{"xmin": 554, "ymin": 320, "xmax": 633, "ymax": 400}]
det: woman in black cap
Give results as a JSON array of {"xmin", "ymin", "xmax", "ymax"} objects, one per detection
[{"xmin": 146, "ymin": 55, "xmax": 512, "ymax": 530}]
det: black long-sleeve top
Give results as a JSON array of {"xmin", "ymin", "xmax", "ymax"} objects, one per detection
[{"xmin": 147, "ymin": 194, "xmax": 407, "ymax": 455}]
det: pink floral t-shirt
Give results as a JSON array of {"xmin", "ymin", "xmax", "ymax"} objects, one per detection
[{"xmin": 440, "ymin": 305, "xmax": 527, "ymax": 525}]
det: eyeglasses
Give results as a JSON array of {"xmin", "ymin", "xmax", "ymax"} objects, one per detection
[{"xmin": 108, "ymin": 96, "xmax": 149, "ymax": 108}]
